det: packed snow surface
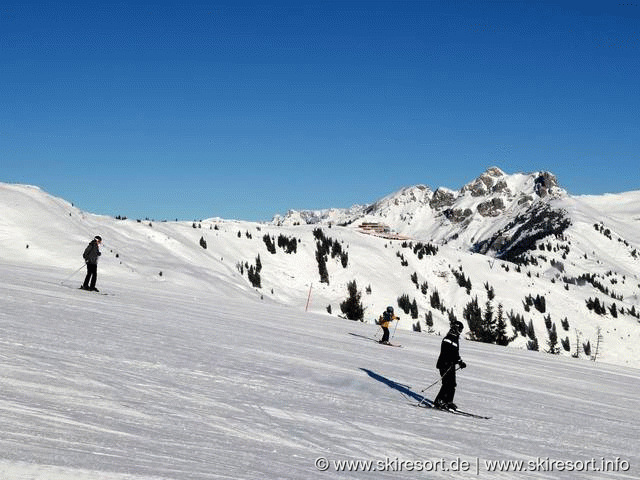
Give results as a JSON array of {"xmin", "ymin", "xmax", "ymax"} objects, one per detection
[{"xmin": 1, "ymin": 263, "xmax": 639, "ymax": 479}]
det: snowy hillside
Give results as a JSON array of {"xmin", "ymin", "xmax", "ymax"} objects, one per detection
[
  {"xmin": 1, "ymin": 177, "xmax": 640, "ymax": 371},
  {"xmin": 272, "ymin": 169, "xmax": 640, "ymax": 366},
  {"xmin": 0, "ymin": 182, "xmax": 639, "ymax": 478}
]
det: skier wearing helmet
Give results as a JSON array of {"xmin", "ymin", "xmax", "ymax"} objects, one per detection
[
  {"xmin": 433, "ymin": 320, "xmax": 467, "ymax": 410},
  {"xmin": 378, "ymin": 306, "xmax": 399, "ymax": 345},
  {"xmin": 81, "ymin": 235, "xmax": 102, "ymax": 292}
]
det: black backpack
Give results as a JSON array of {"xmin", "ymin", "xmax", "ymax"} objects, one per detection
[{"xmin": 83, "ymin": 242, "xmax": 93, "ymax": 260}]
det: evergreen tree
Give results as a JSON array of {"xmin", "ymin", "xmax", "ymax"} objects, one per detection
[
  {"xmin": 546, "ymin": 323, "xmax": 560, "ymax": 354},
  {"xmin": 481, "ymin": 300, "xmax": 496, "ymax": 343},
  {"xmin": 397, "ymin": 293, "xmax": 412, "ymax": 314},
  {"xmin": 315, "ymin": 243, "xmax": 329, "ymax": 284},
  {"xmin": 534, "ymin": 294, "xmax": 546, "ymax": 313},
  {"xmin": 463, "ymin": 296, "xmax": 483, "ymax": 341},
  {"xmin": 247, "ymin": 265, "xmax": 261, "ymax": 288},
  {"xmin": 484, "ymin": 281, "xmax": 495, "ymax": 300},
  {"xmin": 495, "ymin": 303, "xmax": 510, "ymax": 346},
  {"xmin": 526, "ymin": 320, "xmax": 536, "ymax": 340},
  {"xmin": 430, "ymin": 289, "xmax": 441, "ymax": 310},
  {"xmin": 340, "ymin": 251, "xmax": 349, "ymax": 268},
  {"xmin": 340, "ymin": 280, "xmax": 364, "ymax": 321},
  {"xmin": 425, "ymin": 311, "xmax": 434, "ymax": 333},
  {"xmin": 410, "ymin": 299, "xmax": 419, "ymax": 319},
  {"xmin": 263, "ymin": 234, "xmax": 276, "ymax": 254}
]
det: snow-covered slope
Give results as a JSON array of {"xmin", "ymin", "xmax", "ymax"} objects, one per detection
[
  {"xmin": 1, "ymin": 179, "xmax": 640, "ymax": 478},
  {"xmin": 1, "ymin": 255, "xmax": 639, "ymax": 479},
  {"xmin": 1, "ymin": 178, "xmax": 640, "ymax": 369}
]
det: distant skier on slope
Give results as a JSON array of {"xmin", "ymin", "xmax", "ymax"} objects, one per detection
[
  {"xmin": 378, "ymin": 306, "xmax": 399, "ymax": 345},
  {"xmin": 81, "ymin": 235, "xmax": 102, "ymax": 292},
  {"xmin": 433, "ymin": 320, "xmax": 467, "ymax": 410}
]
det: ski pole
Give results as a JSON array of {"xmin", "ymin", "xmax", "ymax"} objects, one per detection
[
  {"xmin": 418, "ymin": 365, "xmax": 460, "ymax": 407},
  {"xmin": 374, "ymin": 325, "xmax": 382, "ymax": 341},
  {"xmin": 61, "ymin": 263, "xmax": 87, "ymax": 284},
  {"xmin": 420, "ymin": 365, "xmax": 462, "ymax": 392},
  {"xmin": 390, "ymin": 317, "xmax": 400, "ymax": 340}
]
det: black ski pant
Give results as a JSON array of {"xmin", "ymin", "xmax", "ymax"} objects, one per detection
[
  {"xmin": 380, "ymin": 326, "xmax": 390, "ymax": 343},
  {"xmin": 83, "ymin": 263, "xmax": 98, "ymax": 289},
  {"xmin": 435, "ymin": 365, "xmax": 457, "ymax": 404}
]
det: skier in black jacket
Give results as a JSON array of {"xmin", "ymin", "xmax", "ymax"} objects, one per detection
[
  {"xmin": 433, "ymin": 320, "xmax": 466, "ymax": 410},
  {"xmin": 81, "ymin": 236, "xmax": 102, "ymax": 292}
]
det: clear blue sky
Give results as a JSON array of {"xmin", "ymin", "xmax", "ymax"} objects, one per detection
[{"xmin": 1, "ymin": 1, "xmax": 639, "ymax": 221}]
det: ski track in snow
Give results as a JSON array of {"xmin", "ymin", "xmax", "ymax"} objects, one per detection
[{"xmin": 1, "ymin": 263, "xmax": 639, "ymax": 479}]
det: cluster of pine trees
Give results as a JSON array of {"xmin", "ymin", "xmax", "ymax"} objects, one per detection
[
  {"xmin": 400, "ymin": 241, "xmax": 439, "ymax": 259},
  {"xmin": 452, "ymin": 267, "xmax": 472, "ymax": 294},
  {"xmin": 237, "ymin": 256, "xmax": 262, "ymax": 288},
  {"xmin": 463, "ymin": 297, "xmax": 510, "ymax": 346},
  {"xmin": 397, "ymin": 293, "xmax": 419, "ymax": 319},
  {"xmin": 277, "ymin": 234, "xmax": 298, "ymax": 254},
  {"xmin": 263, "ymin": 234, "xmax": 277, "ymax": 254},
  {"xmin": 523, "ymin": 293, "xmax": 546, "ymax": 313},
  {"xmin": 313, "ymin": 228, "xmax": 348, "ymax": 284}
]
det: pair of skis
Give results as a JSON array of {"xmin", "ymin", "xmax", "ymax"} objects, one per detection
[
  {"xmin": 77, "ymin": 286, "xmax": 112, "ymax": 296},
  {"xmin": 348, "ymin": 332, "xmax": 402, "ymax": 347},
  {"xmin": 414, "ymin": 365, "xmax": 491, "ymax": 419},
  {"xmin": 414, "ymin": 401, "xmax": 491, "ymax": 419}
]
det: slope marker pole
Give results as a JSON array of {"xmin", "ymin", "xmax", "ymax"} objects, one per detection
[{"xmin": 305, "ymin": 283, "xmax": 313, "ymax": 312}]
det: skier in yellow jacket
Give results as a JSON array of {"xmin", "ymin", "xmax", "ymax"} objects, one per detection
[{"xmin": 378, "ymin": 306, "xmax": 399, "ymax": 344}]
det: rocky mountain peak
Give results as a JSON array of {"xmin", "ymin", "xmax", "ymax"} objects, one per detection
[
  {"xmin": 271, "ymin": 168, "xmax": 569, "ymax": 249},
  {"xmin": 533, "ymin": 171, "xmax": 560, "ymax": 198},
  {"xmin": 461, "ymin": 166, "xmax": 509, "ymax": 197}
]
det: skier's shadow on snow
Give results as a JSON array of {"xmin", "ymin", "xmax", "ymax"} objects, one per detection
[{"xmin": 360, "ymin": 368, "xmax": 432, "ymax": 406}]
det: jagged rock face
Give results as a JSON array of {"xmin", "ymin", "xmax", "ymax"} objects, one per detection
[
  {"xmin": 429, "ymin": 188, "xmax": 456, "ymax": 209},
  {"xmin": 492, "ymin": 180, "xmax": 510, "ymax": 195},
  {"xmin": 477, "ymin": 198, "xmax": 505, "ymax": 217},
  {"xmin": 534, "ymin": 172, "xmax": 559, "ymax": 198},
  {"xmin": 473, "ymin": 203, "xmax": 571, "ymax": 261},
  {"xmin": 518, "ymin": 194, "xmax": 534, "ymax": 205},
  {"xmin": 461, "ymin": 166, "xmax": 507, "ymax": 197},
  {"xmin": 443, "ymin": 208, "xmax": 473, "ymax": 223}
]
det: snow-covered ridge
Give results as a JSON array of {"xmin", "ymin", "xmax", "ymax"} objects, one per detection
[{"xmin": 271, "ymin": 168, "xmax": 567, "ymax": 250}]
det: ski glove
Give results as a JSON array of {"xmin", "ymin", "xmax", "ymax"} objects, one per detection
[{"xmin": 458, "ymin": 361, "xmax": 467, "ymax": 369}]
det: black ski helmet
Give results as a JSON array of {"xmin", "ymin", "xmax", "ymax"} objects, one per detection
[
  {"xmin": 94, "ymin": 235, "xmax": 102, "ymax": 242},
  {"xmin": 386, "ymin": 306, "xmax": 394, "ymax": 314},
  {"xmin": 451, "ymin": 320, "xmax": 464, "ymax": 334}
]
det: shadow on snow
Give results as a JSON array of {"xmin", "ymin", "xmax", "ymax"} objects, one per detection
[{"xmin": 360, "ymin": 368, "xmax": 433, "ymax": 406}]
